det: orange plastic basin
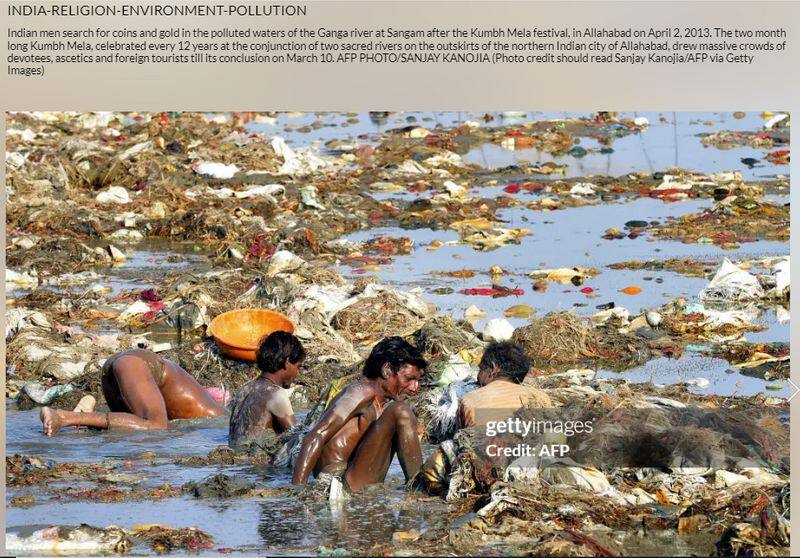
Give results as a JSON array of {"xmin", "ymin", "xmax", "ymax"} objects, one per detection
[{"xmin": 207, "ymin": 309, "xmax": 295, "ymax": 362}]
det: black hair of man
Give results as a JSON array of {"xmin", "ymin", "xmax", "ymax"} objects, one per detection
[
  {"xmin": 363, "ymin": 336, "xmax": 428, "ymax": 379},
  {"xmin": 256, "ymin": 331, "xmax": 306, "ymax": 374},
  {"xmin": 480, "ymin": 341, "xmax": 531, "ymax": 384}
]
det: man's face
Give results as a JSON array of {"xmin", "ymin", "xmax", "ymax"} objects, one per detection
[
  {"xmin": 383, "ymin": 364, "xmax": 421, "ymax": 400},
  {"xmin": 282, "ymin": 359, "xmax": 304, "ymax": 388}
]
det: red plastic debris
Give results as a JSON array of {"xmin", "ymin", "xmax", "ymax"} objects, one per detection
[
  {"xmin": 521, "ymin": 182, "xmax": 545, "ymax": 192},
  {"xmin": 140, "ymin": 288, "xmax": 162, "ymax": 303},
  {"xmin": 503, "ymin": 183, "xmax": 521, "ymax": 194},
  {"xmin": 580, "ymin": 287, "xmax": 594, "ymax": 294},
  {"xmin": 766, "ymin": 150, "xmax": 790, "ymax": 164},
  {"xmin": 246, "ymin": 233, "xmax": 276, "ymax": 262},
  {"xmin": 650, "ymin": 188, "xmax": 686, "ymax": 198},
  {"xmin": 458, "ymin": 287, "xmax": 524, "ymax": 297}
]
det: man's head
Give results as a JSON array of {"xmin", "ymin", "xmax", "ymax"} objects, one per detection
[
  {"xmin": 256, "ymin": 331, "xmax": 306, "ymax": 388},
  {"xmin": 478, "ymin": 341, "xmax": 531, "ymax": 386},
  {"xmin": 363, "ymin": 336, "xmax": 427, "ymax": 400}
]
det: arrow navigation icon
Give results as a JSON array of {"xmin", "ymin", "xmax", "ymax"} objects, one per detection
[{"xmin": 787, "ymin": 379, "xmax": 799, "ymax": 402}]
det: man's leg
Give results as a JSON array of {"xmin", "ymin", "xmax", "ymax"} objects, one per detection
[
  {"xmin": 343, "ymin": 401, "xmax": 422, "ymax": 492},
  {"xmin": 40, "ymin": 356, "xmax": 169, "ymax": 436}
]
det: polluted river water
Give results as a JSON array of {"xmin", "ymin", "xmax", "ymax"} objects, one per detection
[{"xmin": 6, "ymin": 111, "xmax": 790, "ymax": 556}]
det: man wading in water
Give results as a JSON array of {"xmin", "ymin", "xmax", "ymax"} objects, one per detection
[
  {"xmin": 40, "ymin": 349, "xmax": 225, "ymax": 436},
  {"xmin": 292, "ymin": 337, "xmax": 427, "ymax": 493},
  {"xmin": 228, "ymin": 331, "xmax": 305, "ymax": 448}
]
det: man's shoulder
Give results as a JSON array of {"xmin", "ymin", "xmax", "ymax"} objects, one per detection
[
  {"xmin": 331, "ymin": 380, "xmax": 377, "ymax": 411},
  {"xmin": 231, "ymin": 378, "xmax": 278, "ymax": 408}
]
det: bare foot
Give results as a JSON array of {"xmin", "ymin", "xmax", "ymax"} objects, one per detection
[{"xmin": 40, "ymin": 407, "xmax": 63, "ymax": 437}]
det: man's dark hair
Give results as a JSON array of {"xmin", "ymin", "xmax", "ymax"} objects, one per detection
[
  {"xmin": 480, "ymin": 341, "xmax": 531, "ymax": 384},
  {"xmin": 363, "ymin": 336, "xmax": 427, "ymax": 379},
  {"xmin": 256, "ymin": 331, "xmax": 305, "ymax": 374}
]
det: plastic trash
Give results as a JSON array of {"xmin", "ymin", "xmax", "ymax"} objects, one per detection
[
  {"xmin": 483, "ymin": 318, "xmax": 515, "ymax": 342},
  {"xmin": 570, "ymin": 182, "xmax": 596, "ymax": 196},
  {"xmin": 699, "ymin": 259, "xmax": 765, "ymax": 303},
  {"xmin": 423, "ymin": 380, "xmax": 477, "ymax": 439},
  {"xmin": 685, "ymin": 377, "xmax": 710, "ymax": 388},
  {"xmin": 6, "ymin": 308, "xmax": 50, "ymax": 339},
  {"xmin": 95, "ymin": 186, "xmax": 131, "ymax": 204},
  {"xmin": 772, "ymin": 256, "xmax": 790, "ymax": 296},
  {"xmin": 272, "ymin": 136, "xmax": 329, "ymax": 176},
  {"xmin": 266, "ymin": 250, "xmax": 306, "ymax": 276},
  {"xmin": 764, "ymin": 113, "xmax": 789, "ymax": 130},
  {"xmin": 300, "ymin": 185, "xmax": 326, "ymax": 209},
  {"xmin": 108, "ymin": 229, "xmax": 144, "ymax": 242},
  {"xmin": 395, "ymin": 159, "xmax": 428, "ymax": 175},
  {"xmin": 116, "ymin": 140, "xmax": 152, "ymax": 160},
  {"xmin": 504, "ymin": 304, "xmax": 534, "ymax": 318},
  {"xmin": 715, "ymin": 470, "xmax": 749, "ymax": 488},
  {"xmin": 539, "ymin": 464, "xmax": 611, "ymax": 492},
  {"xmin": 645, "ymin": 311, "xmax": 663, "ymax": 327},
  {"xmin": 117, "ymin": 300, "xmax": 152, "ymax": 322},
  {"xmin": 7, "ymin": 128, "xmax": 37, "ymax": 141},
  {"xmin": 443, "ymin": 180, "xmax": 467, "ymax": 198},
  {"xmin": 21, "ymin": 382, "xmax": 74, "ymax": 405},
  {"xmin": 234, "ymin": 184, "xmax": 285, "ymax": 200},
  {"xmin": 464, "ymin": 305, "xmax": 486, "ymax": 319},
  {"xmin": 192, "ymin": 161, "xmax": 239, "ymax": 179},
  {"xmin": 423, "ymin": 151, "xmax": 462, "ymax": 167},
  {"xmin": 459, "ymin": 287, "xmax": 524, "ymax": 296},
  {"xmin": 620, "ymin": 286, "xmax": 642, "ymax": 295},
  {"xmin": 5, "ymin": 525, "xmax": 130, "ymax": 555},
  {"xmin": 434, "ymin": 354, "xmax": 475, "ymax": 387},
  {"xmin": 107, "ymin": 245, "xmax": 127, "ymax": 263},
  {"xmin": 5, "ymin": 150, "xmax": 29, "ymax": 170},
  {"xmin": 6, "ymin": 268, "xmax": 39, "ymax": 290}
]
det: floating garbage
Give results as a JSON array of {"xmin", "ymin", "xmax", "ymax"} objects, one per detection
[
  {"xmin": 619, "ymin": 285, "xmax": 642, "ymax": 295},
  {"xmin": 6, "ymin": 525, "xmax": 131, "ymax": 555},
  {"xmin": 192, "ymin": 161, "xmax": 239, "ymax": 179},
  {"xmin": 6, "ymin": 268, "xmax": 39, "ymax": 290},
  {"xmin": 482, "ymin": 318, "xmax": 515, "ymax": 342},
  {"xmin": 699, "ymin": 259, "xmax": 765, "ymax": 303}
]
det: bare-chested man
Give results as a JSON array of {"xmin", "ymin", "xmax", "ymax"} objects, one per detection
[
  {"xmin": 40, "ymin": 349, "xmax": 225, "ymax": 436},
  {"xmin": 228, "ymin": 331, "xmax": 305, "ymax": 448},
  {"xmin": 292, "ymin": 336, "xmax": 427, "ymax": 493}
]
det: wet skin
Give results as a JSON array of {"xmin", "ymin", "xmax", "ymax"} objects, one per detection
[
  {"xmin": 40, "ymin": 350, "xmax": 225, "ymax": 436},
  {"xmin": 229, "ymin": 360, "xmax": 302, "ymax": 443},
  {"xmin": 292, "ymin": 364, "xmax": 422, "ymax": 492}
]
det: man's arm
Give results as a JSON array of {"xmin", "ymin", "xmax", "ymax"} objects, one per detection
[
  {"xmin": 458, "ymin": 398, "xmax": 476, "ymax": 429},
  {"xmin": 268, "ymin": 389, "xmax": 299, "ymax": 431},
  {"xmin": 291, "ymin": 386, "xmax": 369, "ymax": 485}
]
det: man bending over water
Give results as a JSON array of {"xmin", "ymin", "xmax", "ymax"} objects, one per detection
[
  {"xmin": 40, "ymin": 349, "xmax": 226, "ymax": 436},
  {"xmin": 229, "ymin": 331, "xmax": 305, "ymax": 448},
  {"xmin": 292, "ymin": 336, "xmax": 427, "ymax": 492}
]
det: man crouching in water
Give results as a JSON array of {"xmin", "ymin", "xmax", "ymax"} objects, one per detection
[
  {"xmin": 292, "ymin": 336, "xmax": 427, "ymax": 493},
  {"xmin": 228, "ymin": 331, "xmax": 305, "ymax": 448},
  {"xmin": 40, "ymin": 349, "xmax": 225, "ymax": 436}
]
